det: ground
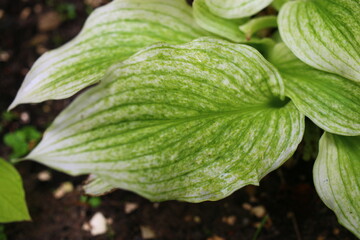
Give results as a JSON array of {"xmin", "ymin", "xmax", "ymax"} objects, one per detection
[{"xmin": 0, "ymin": 0, "xmax": 358, "ymax": 239}]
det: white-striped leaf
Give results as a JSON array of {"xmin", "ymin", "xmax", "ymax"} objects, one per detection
[
  {"xmin": 278, "ymin": 0, "xmax": 360, "ymax": 82},
  {"xmin": 9, "ymin": 0, "xmax": 208, "ymax": 110},
  {"xmin": 26, "ymin": 38, "xmax": 305, "ymax": 202},
  {"xmin": 268, "ymin": 43, "xmax": 360, "ymax": 136},
  {"xmin": 193, "ymin": 0, "xmax": 247, "ymax": 42},
  {"xmin": 206, "ymin": 0, "xmax": 273, "ymax": 19},
  {"xmin": 314, "ymin": 133, "xmax": 360, "ymax": 238}
]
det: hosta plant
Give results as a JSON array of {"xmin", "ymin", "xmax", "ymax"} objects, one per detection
[{"xmin": 3, "ymin": 0, "xmax": 359, "ymax": 237}]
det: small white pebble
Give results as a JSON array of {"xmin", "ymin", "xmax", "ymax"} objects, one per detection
[
  {"xmin": 82, "ymin": 222, "xmax": 91, "ymax": 231},
  {"xmin": 53, "ymin": 182, "xmax": 74, "ymax": 199},
  {"xmin": 124, "ymin": 202, "xmax": 138, "ymax": 214},
  {"xmin": 20, "ymin": 112, "xmax": 30, "ymax": 123},
  {"xmin": 140, "ymin": 226, "xmax": 156, "ymax": 239},
  {"xmin": 251, "ymin": 206, "xmax": 267, "ymax": 218},
  {"xmin": 37, "ymin": 170, "xmax": 51, "ymax": 181},
  {"xmin": 89, "ymin": 212, "xmax": 107, "ymax": 236}
]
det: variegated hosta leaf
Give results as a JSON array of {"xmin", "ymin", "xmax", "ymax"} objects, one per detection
[
  {"xmin": 9, "ymin": 0, "xmax": 208, "ymax": 110},
  {"xmin": 269, "ymin": 43, "xmax": 360, "ymax": 136},
  {"xmin": 314, "ymin": 133, "xmax": 360, "ymax": 238},
  {"xmin": 278, "ymin": 0, "xmax": 360, "ymax": 82},
  {"xmin": 206, "ymin": 0, "xmax": 273, "ymax": 19},
  {"xmin": 27, "ymin": 38, "xmax": 305, "ymax": 202},
  {"xmin": 193, "ymin": 0, "xmax": 247, "ymax": 42}
]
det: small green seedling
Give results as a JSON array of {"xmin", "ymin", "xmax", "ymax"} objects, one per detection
[
  {"xmin": 80, "ymin": 195, "xmax": 102, "ymax": 208},
  {"xmin": 3, "ymin": 126, "xmax": 41, "ymax": 159}
]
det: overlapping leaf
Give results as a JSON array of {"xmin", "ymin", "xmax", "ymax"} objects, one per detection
[
  {"xmin": 313, "ymin": 133, "xmax": 360, "ymax": 238},
  {"xmin": 26, "ymin": 38, "xmax": 304, "ymax": 202},
  {"xmin": 0, "ymin": 158, "xmax": 30, "ymax": 222},
  {"xmin": 206, "ymin": 0, "xmax": 273, "ymax": 19},
  {"xmin": 193, "ymin": 0, "xmax": 247, "ymax": 42},
  {"xmin": 278, "ymin": 0, "xmax": 360, "ymax": 82},
  {"xmin": 269, "ymin": 43, "xmax": 360, "ymax": 136},
  {"xmin": 9, "ymin": 0, "xmax": 208, "ymax": 109}
]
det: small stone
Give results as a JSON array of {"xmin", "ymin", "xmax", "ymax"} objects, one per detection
[
  {"xmin": 20, "ymin": 7, "xmax": 31, "ymax": 20},
  {"xmin": 317, "ymin": 236, "xmax": 326, "ymax": 240},
  {"xmin": 106, "ymin": 218, "xmax": 113, "ymax": 225},
  {"xmin": 37, "ymin": 170, "xmax": 51, "ymax": 181},
  {"xmin": 82, "ymin": 222, "xmax": 91, "ymax": 231},
  {"xmin": 124, "ymin": 202, "xmax": 138, "ymax": 214},
  {"xmin": 89, "ymin": 212, "xmax": 107, "ymax": 236},
  {"xmin": 0, "ymin": 9, "xmax": 4, "ymax": 19},
  {"xmin": 207, "ymin": 235, "xmax": 225, "ymax": 240},
  {"xmin": 20, "ymin": 112, "xmax": 30, "ymax": 123},
  {"xmin": 333, "ymin": 228, "xmax": 340, "ymax": 235},
  {"xmin": 194, "ymin": 216, "xmax": 201, "ymax": 223},
  {"xmin": 0, "ymin": 51, "xmax": 10, "ymax": 62},
  {"xmin": 153, "ymin": 203, "xmax": 160, "ymax": 208},
  {"xmin": 38, "ymin": 11, "xmax": 62, "ymax": 32},
  {"xmin": 242, "ymin": 202, "xmax": 252, "ymax": 211},
  {"xmin": 251, "ymin": 206, "xmax": 266, "ymax": 218},
  {"xmin": 53, "ymin": 182, "xmax": 74, "ymax": 199},
  {"xmin": 140, "ymin": 226, "xmax": 156, "ymax": 239},
  {"xmin": 222, "ymin": 216, "xmax": 236, "ymax": 226}
]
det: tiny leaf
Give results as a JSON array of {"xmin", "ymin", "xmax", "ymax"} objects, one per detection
[
  {"xmin": 313, "ymin": 133, "xmax": 360, "ymax": 238},
  {"xmin": 205, "ymin": 0, "xmax": 273, "ymax": 19},
  {"xmin": 278, "ymin": 0, "xmax": 360, "ymax": 82},
  {"xmin": 9, "ymin": 0, "xmax": 208, "ymax": 109},
  {"xmin": 27, "ymin": 38, "xmax": 304, "ymax": 202},
  {"xmin": 0, "ymin": 158, "xmax": 30, "ymax": 222},
  {"xmin": 268, "ymin": 43, "xmax": 360, "ymax": 136}
]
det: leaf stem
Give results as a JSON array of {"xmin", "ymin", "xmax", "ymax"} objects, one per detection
[
  {"xmin": 239, "ymin": 16, "xmax": 278, "ymax": 40},
  {"xmin": 252, "ymin": 214, "xmax": 269, "ymax": 240}
]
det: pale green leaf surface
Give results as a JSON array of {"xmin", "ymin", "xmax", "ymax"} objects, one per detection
[
  {"xmin": 269, "ymin": 43, "xmax": 360, "ymax": 136},
  {"xmin": 206, "ymin": 0, "xmax": 273, "ymax": 19},
  {"xmin": 84, "ymin": 175, "xmax": 115, "ymax": 196},
  {"xmin": 193, "ymin": 0, "xmax": 247, "ymax": 42},
  {"xmin": 278, "ymin": 0, "xmax": 360, "ymax": 82},
  {"xmin": 0, "ymin": 158, "xmax": 30, "ymax": 222},
  {"xmin": 27, "ymin": 38, "xmax": 304, "ymax": 202},
  {"xmin": 9, "ymin": 0, "xmax": 208, "ymax": 109},
  {"xmin": 313, "ymin": 133, "xmax": 360, "ymax": 238}
]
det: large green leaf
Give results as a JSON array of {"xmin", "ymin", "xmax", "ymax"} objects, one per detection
[
  {"xmin": 26, "ymin": 38, "xmax": 304, "ymax": 202},
  {"xmin": 206, "ymin": 0, "xmax": 273, "ymax": 19},
  {"xmin": 313, "ymin": 133, "xmax": 360, "ymax": 238},
  {"xmin": 9, "ymin": 0, "xmax": 208, "ymax": 110},
  {"xmin": 278, "ymin": 0, "xmax": 360, "ymax": 82},
  {"xmin": 0, "ymin": 158, "xmax": 30, "ymax": 222},
  {"xmin": 268, "ymin": 43, "xmax": 360, "ymax": 136}
]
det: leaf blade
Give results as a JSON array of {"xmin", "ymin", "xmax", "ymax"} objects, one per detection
[
  {"xmin": 9, "ymin": 0, "xmax": 208, "ymax": 109},
  {"xmin": 0, "ymin": 158, "xmax": 30, "ymax": 223},
  {"xmin": 313, "ymin": 133, "xmax": 360, "ymax": 238},
  {"xmin": 193, "ymin": 0, "xmax": 247, "ymax": 42},
  {"xmin": 206, "ymin": 0, "xmax": 273, "ymax": 19},
  {"xmin": 278, "ymin": 0, "xmax": 360, "ymax": 82},
  {"xmin": 27, "ymin": 38, "xmax": 304, "ymax": 202},
  {"xmin": 269, "ymin": 43, "xmax": 360, "ymax": 136}
]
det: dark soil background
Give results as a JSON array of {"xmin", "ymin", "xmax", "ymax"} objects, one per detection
[{"xmin": 0, "ymin": 0, "xmax": 358, "ymax": 239}]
